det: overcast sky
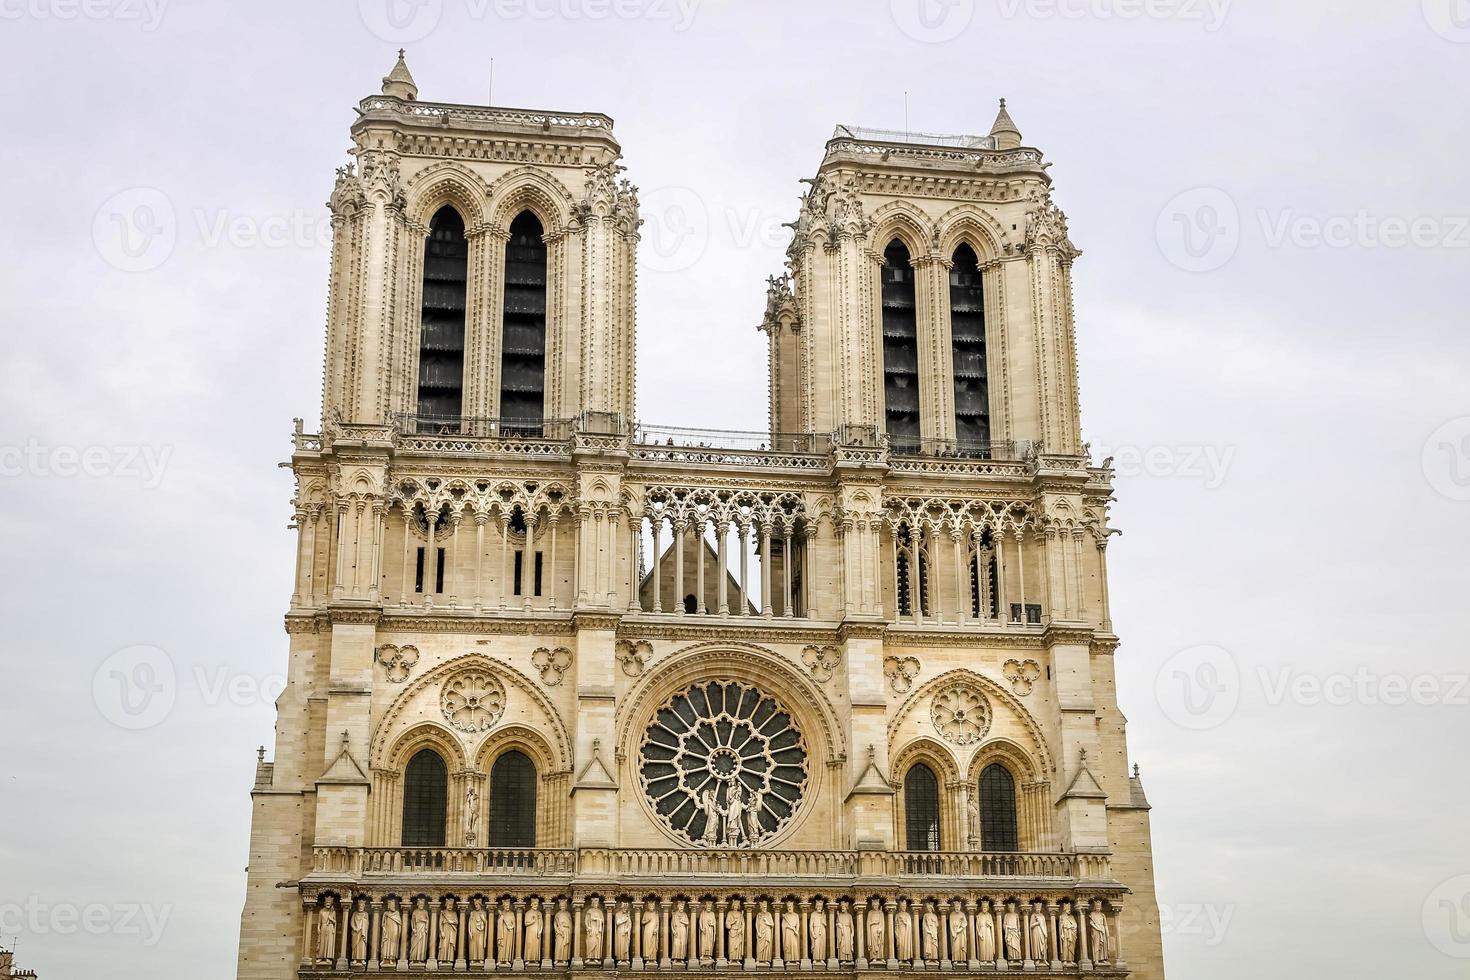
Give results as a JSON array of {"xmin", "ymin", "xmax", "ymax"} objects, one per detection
[{"xmin": 1, "ymin": 1, "xmax": 1468, "ymax": 977}]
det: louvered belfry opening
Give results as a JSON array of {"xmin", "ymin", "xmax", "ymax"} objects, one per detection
[
  {"xmin": 979, "ymin": 762, "xmax": 1019, "ymax": 852},
  {"xmin": 904, "ymin": 763, "xmax": 942, "ymax": 851},
  {"xmin": 881, "ymin": 239, "xmax": 920, "ymax": 454},
  {"xmin": 488, "ymin": 750, "xmax": 538, "ymax": 847},
  {"xmin": 949, "ymin": 243, "xmax": 990, "ymax": 451},
  {"xmin": 401, "ymin": 749, "xmax": 448, "ymax": 848},
  {"xmin": 417, "ymin": 207, "xmax": 469, "ymax": 426},
  {"xmin": 499, "ymin": 211, "xmax": 548, "ymax": 435}
]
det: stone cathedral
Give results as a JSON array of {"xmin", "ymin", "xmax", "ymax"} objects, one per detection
[{"xmin": 236, "ymin": 53, "xmax": 1165, "ymax": 980}]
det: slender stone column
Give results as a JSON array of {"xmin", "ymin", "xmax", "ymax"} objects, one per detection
[
  {"xmin": 521, "ymin": 514, "xmax": 536, "ymax": 610},
  {"xmin": 473, "ymin": 513, "xmax": 486, "ymax": 611},
  {"xmin": 782, "ymin": 527, "xmax": 794, "ymax": 617},
  {"xmin": 673, "ymin": 520, "xmax": 687, "ymax": 615},
  {"xmin": 351, "ymin": 501, "xmax": 366, "ymax": 597},
  {"xmin": 448, "ymin": 514, "xmax": 461, "ymax": 606},
  {"xmin": 498, "ymin": 512, "xmax": 510, "ymax": 610},
  {"xmin": 738, "ymin": 521, "xmax": 749, "ymax": 615},
  {"xmin": 760, "ymin": 523, "xmax": 773, "ymax": 617},
  {"xmin": 651, "ymin": 517, "xmax": 663, "ymax": 612},
  {"xmin": 549, "ymin": 516, "xmax": 560, "ymax": 608},
  {"xmin": 716, "ymin": 521, "xmax": 730, "ymax": 615},
  {"xmin": 696, "ymin": 516, "xmax": 707, "ymax": 614},
  {"xmin": 333, "ymin": 502, "xmax": 348, "ymax": 596},
  {"xmin": 1097, "ymin": 538, "xmax": 1113, "ymax": 630},
  {"xmin": 1014, "ymin": 528, "xmax": 1028, "ymax": 623},
  {"xmin": 424, "ymin": 512, "xmax": 437, "ymax": 596},
  {"xmin": 628, "ymin": 514, "xmax": 641, "ymax": 612}
]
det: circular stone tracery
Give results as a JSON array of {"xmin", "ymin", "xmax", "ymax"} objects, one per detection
[{"xmin": 639, "ymin": 680, "xmax": 809, "ymax": 848}]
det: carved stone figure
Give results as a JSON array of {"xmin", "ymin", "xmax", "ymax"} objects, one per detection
[
  {"xmin": 351, "ymin": 897, "xmax": 369, "ymax": 962},
  {"xmin": 464, "ymin": 786, "xmax": 479, "ymax": 846},
  {"xmin": 754, "ymin": 900, "xmax": 775, "ymax": 962},
  {"xmin": 584, "ymin": 897, "xmax": 605, "ymax": 960},
  {"xmin": 641, "ymin": 900, "xmax": 660, "ymax": 960},
  {"xmin": 524, "ymin": 898, "xmax": 544, "ymax": 962},
  {"xmin": 722, "ymin": 784, "xmax": 748, "ymax": 846},
  {"xmin": 836, "ymin": 900, "xmax": 855, "ymax": 961},
  {"xmin": 894, "ymin": 901, "xmax": 913, "ymax": 961},
  {"xmin": 698, "ymin": 900, "xmax": 717, "ymax": 960},
  {"xmin": 316, "ymin": 895, "xmax": 338, "ymax": 962},
  {"xmin": 1029, "ymin": 902, "xmax": 1049, "ymax": 963},
  {"xmin": 1059, "ymin": 904, "xmax": 1078, "ymax": 964},
  {"xmin": 1088, "ymin": 900, "xmax": 1109, "ymax": 964},
  {"xmin": 671, "ymin": 900, "xmax": 690, "ymax": 960},
  {"xmin": 1002, "ymin": 902, "xmax": 1022, "ymax": 961},
  {"xmin": 976, "ymin": 903, "xmax": 996, "ymax": 962},
  {"xmin": 553, "ymin": 899, "xmax": 573, "ymax": 962},
  {"xmin": 410, "ymin": 898, "xmax": 430, "ymax": 962},
  {"xmin": 380, "ymin": 898, "xmax": 403, "ymax": 964},
  {"xmin": 921, "ymin": 902, "xmax": 940, "ymax": 961},
  {"xmin": 726, "ymin": 899, "xmax": 745, "ymax": 960},
  {"xmin": 866, "ymin": 904, "xmax": 885, "ymax": 961},
  {"xmin": 496, "ymin": 898, "xmax": 516, "ymax": 963},
  {"xmin": 781, "ymin": 901, "xmax": 801, "ymax": 961},
  {"xmin": 948, "ymin": 901, "xmax": 968, "ymax": 961},
  {"xmin": 809, "ymin": 899, "xmax": 827, "ymax": 960},
  {"xmin": 615, "ymin": 901, "xmax": 633, "ymax": 962},
  {"xmin": 745, "ymin": 787, "xmax": 765, "ymax": 843},
  {"xmin": 464, "ymin": 898, "xmax": 487, "ymax": 963},
  {"xmin": 438, "ymin": 899, "xmax": 459, "ymax": 963},
  {"xmin": 699, "ymin": 787, "xmax": 722, "ymax": 844}
]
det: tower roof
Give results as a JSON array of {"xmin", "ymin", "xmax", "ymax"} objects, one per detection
[
  {"xmin": 989, "ymin": 98, "xmax": 1022, "ymax": 149},
  {"xmin": 381, "ymin": 49, "xmax": 418, "ymax": 101}
]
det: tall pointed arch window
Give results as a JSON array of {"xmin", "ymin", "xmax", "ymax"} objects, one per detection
[
  {"xmin": 488, "ymin": 749, "xmax": 538, "ymax": 847},
  {"xmin": 417, "ymin": 207, "xmax": 468, "ymax": 426},
  {"xmin": 500, "ymin": 211, "xmax": 547, "ymax": 434},
  {"xmin": 881, "ymin": 239, "xmax": 920, "ymax": 453},
  {"xmin": 904, "ymin": 763, "xmax": 942, "ymax": 851},
  {"xmin": 949, "ymin": 243, "xmax": 990, "ymax": 453},
  {"xmin": 401, "ymin": 748, "xmax": 448, "ymax": 847},
  {"xmin": 979, "ymin": 762, "xmax": 1019, "ymax": 852}
]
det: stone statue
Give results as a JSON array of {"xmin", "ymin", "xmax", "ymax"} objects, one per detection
[
  {"xmin": 584, "ymin": 897, "xmax": 605, "ymax": 960},
  {"xmin": 466, "ymin": 897, "xmax": 487, "ymax": 963},
  {"xmin": 698, "ymin": 900, "xmax": 717, "ymax": 960},
  {"xmin": 948, "ymin": 901, "xmax": 968, "ymax": 961},
  {"xmin": 496, "ymin": 898, "xmax": 516, "ymax": 963},
  {"xmin": 464, "ymin": 786, "xmax": 479, "ymax": 846},
  {"xmin": 1029, "ymin": 902, "xmax": 1049, "ymax": 963},
  {"xmin": 438, "ymin": 899, "xmax": 459, "ymax": 963},
  {"xmin": 754, "ymin": 900, "xmax": 775, "ymax": 962},
  {"xmin": 976, "ymin": 903, "xmax": 996, "ymax": 963},
  {"xmin": 921, "ymin": 902, "xmax": 940, "ymax": 961},
  {"xmin": 615, "ymin": 901, "xmax": 633, "ymax": 962},
  {"xmin": 836, "ymin": 899, "xmax": 855, "ymax": 961},
  {"xmin": 699, "ymin": 787, "xmax": 721, "ymax": 844},
  {"xmin": 671, "ymin": 900, "xmax": 690, "ymax": 960},
  {"xmin": 722, "ymin": 784, "xmax": 747, "ymax": 846},
  {"xmin": 894, "ymin": 901, "xmax": 913, "ymax": 961},
  {"xmin": 809, "ymin": 899, "xmax": 827, "ymax": 960},
  {"xmin": 1002, "ymin": 902, "xmax": 1022, "ymax": 961},
  {"xmin": 1058, "ymin": 904, "xmax": 1078, "ymax": 964},
  {"xmin": 316, "ymin": 895, "xmax": 337, "ymax": 962},
  {"xmin": 524, "ymin": 898, "xmax": 544, "ymax": 962},
  {"xmin": 351, "ymin": 897, "xmax": 369, "ymax": 962},
  {"xmin": 781, "ymin": 901, "xmax": 801, "ymax": 961},
  {"xmin": 553, "ymin": 898, "xmax": 573, "ymax": 963},
  {"xmin": 410, "ymin": 898, "xmax": 430, "ymax": 963},
  {"xmin": 641, "ymin": 900, "xmax": 660, "ymax": 960},
  {"xmin": 866, "ymin": 904, "xmax": 885, "ymax": 961},
  {"xmin": 1087, "ymin": 900, "xmax": 1109, "ymax": 964},
  {"xmin": 726, "ymin": 899, "xmax": 745, "ymax": 960},
  {"xmin": 380, "ymin": 897, "xmax": 403, "ymax": 964},
  {"xmin": 745, "ymin": 787, "xmax": 765, "ymax": 843}
]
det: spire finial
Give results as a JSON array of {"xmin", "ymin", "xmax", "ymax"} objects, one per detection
[
  {"xmin": 382, "ymin": 50, "xmax": 419, "ymax": 101},
  {"xmin": 257, "ymin": 745, "xmax": 265, "ymax": 762},
  {"xmin": 989, "ymin": 98, "xmax": 1022, "ymax": 150},
  {"xmin": 1133, "ymin": 763, "xmax": 1141, "ymax": 778}
]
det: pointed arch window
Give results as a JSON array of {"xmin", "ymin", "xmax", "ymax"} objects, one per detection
[
  {"xmin": 979, "ymin": 762, "xmax": 1019, "ymax": 852},
  {"xmin": 500, "ymin": 211, "xmax": 547, "ymax": 434},
  {"xmin": 881, "ymin": 239, "xmax": 920, "ymax": 454},
  {"xmin": 904, "ymin": 763, "xmax": 942, "ymax": 851},
  {"xmin": 417, "ymin": 207, "xmax": 468, "ymax": 427},
  {"xmin": 949, "ymin": 243, "xmax": 990, "ymax": 453},
  {"xmin": 488, "ymin": 749, "xmax": 538, "ymax": 847},
  {"xmin": 401, "ymin": 748, "xmax": 448, "ymax": 847},
  {"xmin": 895, "ymin": 524, "xmax": 929, "ymax": 618}
]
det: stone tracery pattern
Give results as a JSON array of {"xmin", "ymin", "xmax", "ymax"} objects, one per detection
[
  {"xmin": 639, "ymin": 681, "xmax": 808, "ymax": 848},
  {"xmin": 440, "ymin": 670, "xmax": 506, "ymax": 733},
  {"xmin": 1004, "ymin": 659, "xmax": 1042, "ymax": 696},
  {"xmin": 375, "ymin": 644, "xmax": 420, "ymax": 683},
  {"xmin": 532, "ymin": 646, "xmax": 573, "ymax": 686},
  {"xmin": 930, "ymin": 683, "xmax": 992, "ymax": 746}
]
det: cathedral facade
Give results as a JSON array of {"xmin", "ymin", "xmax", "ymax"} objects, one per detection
[{"xmin": 236, "ymin": 53, "xmax": 1165, "ymax": 980}]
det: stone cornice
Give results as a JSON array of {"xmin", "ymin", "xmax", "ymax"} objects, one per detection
[
  {"xmin": 378, "ymin": 613, "xmax": 577, "ymax": 636},
  {"xmin": 326, "ymin": 605, "xmax": 382, "ymax": 627},
  {"xmin": 617, "ymin": 618, "xmax": 838, "ymax": 645},
  {"xmin": 884, "ymin": 625, "xmax": 1048, "ymax": 650},
  {"xmin": 1042, "ymin": 623, "xmax": 1095, "ymax": 647}
]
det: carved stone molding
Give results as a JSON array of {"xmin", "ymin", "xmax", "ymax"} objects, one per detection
[
  {"xmin": 376, "ymin": 644, "xmax": 420, "ymax": 683},
  {"xmin": 532, "ymin": 646, "xmax": 573, "ymax": 686},
  {"xmin": 883, "ymin": 655, "xmax": 920, "ymax": 694},
  {"xmin": 930, "ymin": 684, "xmax": 992, "ymax": 746},
  {"xmin": 1002, "ymin": 659, "xmax": 1042, "ymax": 697}
]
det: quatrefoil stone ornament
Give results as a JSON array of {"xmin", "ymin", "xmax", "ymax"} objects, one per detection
[
  {"xmin": 884, "ymin": 655, "xmax": 921, "ymax": 694},
  {"xmin": 440, "ymin": 670, "xmax": 506, "ymax": 733},
  {"xmin": 1003, "ymin": 658, "xmax": 1042, "ymax": 696},
  {"xmin": 532, "ymin": 646, "xmax": 573, "ymax": 686},
  {"xmin": 802, "ymin": 644, "xmax": 841, "ymax": 684},
  {"xmin": 375, "ymin": 644, "xmax": 419, "ymax": 683},
  {"xmin": 930, "ymin": 684, "xmax": 991, "ymax": 746}
]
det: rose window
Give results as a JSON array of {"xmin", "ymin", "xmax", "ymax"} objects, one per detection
[
  {"xmin": 639, "ymin": 681, "xmax": 808, "ymax": 848},
  {"xmin": 440, "ymin": 670, "xmax": 506, "ymax": 733},
  {"xmin": 931, "ymin": 684, "xmax": 991, "ymax": 745}
]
